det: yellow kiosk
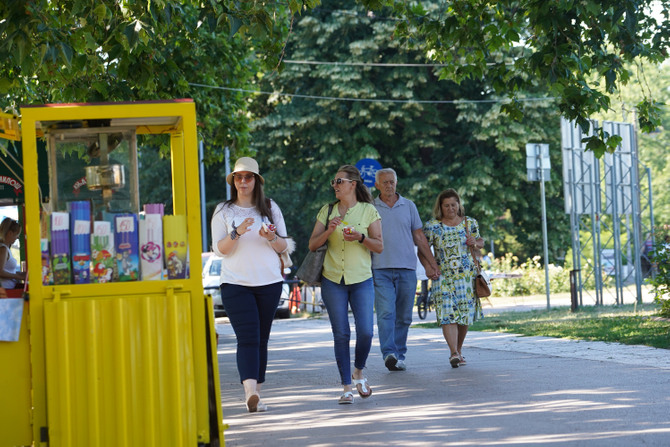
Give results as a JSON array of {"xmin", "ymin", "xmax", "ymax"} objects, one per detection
[{"xmin": 0, "ymin": 100, "xmax": 224, "ymax": 446}]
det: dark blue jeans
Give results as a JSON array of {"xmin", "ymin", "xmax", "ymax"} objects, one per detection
[
  {"xmin": 220, "ymin": 282, "xmax": 282, "ymax": 383},
  {"xmin": 373, "ymin": 268, "xmax": 417, "ymax": 362},
  {"xmin": 321, "ymin": 277, "xmax": 374, "ymax": 385}
]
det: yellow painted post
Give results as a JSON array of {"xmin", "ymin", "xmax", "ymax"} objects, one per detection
[
  {"xmin": 170, "ymin": 131, "xmax": 186, "ymax": 216},
  {"xmin": 20, "ymin": 107, "xmax": 48, "ymax": 446}
]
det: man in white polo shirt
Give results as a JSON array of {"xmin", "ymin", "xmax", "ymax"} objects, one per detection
[{"xmin": 372, "ymin": 168, "xmax": 438, "ymax": 371}]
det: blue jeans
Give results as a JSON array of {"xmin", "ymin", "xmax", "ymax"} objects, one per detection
[
  {"xmin": 321, "ymin": 277, "xmax": 374, "ymax": 385},
  {"xmin": 220, "ymin": 282, "xmax": 282, "ymax": 384},
  {"xmin": 373, "ymin": 268, "xmax": 417, "ymax": 361}
]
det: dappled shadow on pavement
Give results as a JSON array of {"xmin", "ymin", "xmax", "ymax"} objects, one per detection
[{"xmin": 217, "ymin": 318, "xmax": 670, "ymax": 447}]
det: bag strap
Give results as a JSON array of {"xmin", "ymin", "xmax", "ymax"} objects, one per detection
[
  {"xmin": 464, "ymin": 217, "xmax": 482, "ymax": 273},
  {"xmin": 325, "ymin": 202, "xmax": 336, "ymax": 227}
]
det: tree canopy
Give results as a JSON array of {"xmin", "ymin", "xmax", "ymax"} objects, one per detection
[
  {"xmin": 2, "ymin": 0, "xmax": 670, "ymax": 263},
  {"xmin": 0, "ymin": 0, "xmax": 317, "ymax": 159},
  {"xmin": 2, "ymin": 1, "xmax": 670, "ymax": 156},
  {"xmin": 357, "ymin": 0, "xmax": 670, "ymax": 156},
  {"xmin": 247, "ymin": 0, "xmax": 570, "ymax": 264}
]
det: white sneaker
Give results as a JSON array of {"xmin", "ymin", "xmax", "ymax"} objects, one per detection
[{"xmin": 395, "ymin": 360, "xmax": 407, "ymax": 371}]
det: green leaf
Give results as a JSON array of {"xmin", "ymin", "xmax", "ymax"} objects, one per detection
[
  {"xmin": 289, "ymin": 0, "xmax": 301, "ymax": 15},
  {"xmin": 605, "ymin": 135, "xmax": 623, "ymax": 153},
  {"xmin": 124, "ymin": 22, "xmax": 139, "ymax": 49},
  {"xmin": 94, "ymin": 4, "xmax": 107, "ymax": 22},
  {"xmin": 636, "ymin": 99, "xmax": 662, "ymax": 133},
  {"xmin": 228, "ymin": 15, "xmax": 242, "ymax": 37},
  {"xmin": 59, "ymin": 42, "xmax": 73, "ymax": 66},
  {"xmin": 16, "ymin": 37, "xmax": 27, "ymax": 66},
  {"xmin": 92, "ymin": 81, "xmax": 109, "ymax": 96},
  {"xmin": 583, "ymin": 135, "xmax": 607, "ymax": 158}
]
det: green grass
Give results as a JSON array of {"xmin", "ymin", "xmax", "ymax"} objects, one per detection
[{"xmin": 413, "ymin": 303, "xmax": 670, "ymax": 349}]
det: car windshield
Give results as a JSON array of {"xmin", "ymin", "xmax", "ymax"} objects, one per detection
[
  {"xmin": 202, "ymin": 253, "xmax": 212, "ymax": 270},
  {"xmin": 210, "ymin": 259, "xmax": 222, "ymax": 276}
]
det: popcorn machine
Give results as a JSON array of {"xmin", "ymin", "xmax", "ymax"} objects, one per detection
[{"xmin": 3, "ymin": 100, "xmax": 224, "ymax": 446}]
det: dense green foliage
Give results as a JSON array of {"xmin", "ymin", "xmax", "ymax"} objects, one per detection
[
  {"xmin": 360, "ymin": 0, "xmax": 670, "ymax": 155},
  {"xmin": 0, "ymin": 0, "xmax": 319, "ymax": 161},
  {"xmin": 247, "ymin": 1, "xmax": 570, "ymax": 264},
  {"xmin": 648, "ymin": 228, "xmax": 670, "ymax": 317},
  {"xmin": 595, "ymin": 61, "xmax": 670, "ymax": 226},
  {"xmin": 250, "ymin": 0, "xmax": 484, "ymax": 260},
  {"xmin": 3, "ymin": 1, "xmax": 670, "ymax": 156},
  {"xmin": 2, "ymin": 1, "xmax": 670, "ymax": 264},
  {"xmin": 455, "ymin": 90, "xmax": 566, "ymax": 259}
]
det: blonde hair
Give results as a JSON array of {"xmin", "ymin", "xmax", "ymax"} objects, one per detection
[
  {"xmin": 0, "ymin": 217, "xmax": 21, "ymax": 244},
  {"xmin": 433, "ymin": 189, "xmax": 465, "ymax": 219}
]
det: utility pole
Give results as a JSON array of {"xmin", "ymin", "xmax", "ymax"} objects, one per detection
[{"xmin": 526, "ymin": 143, "xmax": 552, "ymax": 309}]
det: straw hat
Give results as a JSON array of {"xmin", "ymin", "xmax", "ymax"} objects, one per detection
[{"xmin": 226, "ymin": 157, "xmax": 265, "ymax": 185}]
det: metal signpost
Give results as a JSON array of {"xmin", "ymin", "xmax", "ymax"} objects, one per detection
[
  {"xmin": 560, "ymin": 118, "xmax": 653, "ymax": 307},
  {"xmin": 526, "ymin": 143, "xmax": 551, "ymax": 309}
]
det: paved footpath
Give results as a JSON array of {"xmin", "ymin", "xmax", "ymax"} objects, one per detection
[{"xmin": 215, "ymin": 306, "xmax": 670, "ymax": 447}]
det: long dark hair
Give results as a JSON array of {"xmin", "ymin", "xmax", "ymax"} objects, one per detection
[
  {"xmin": 216, "ymin": 174, "xmax": 285, "ymax": 237},
  {"xmin": 337, "ymin": 165, "xmax": 373, "ymax": 204},
  {"xmin": 433, "ymin": 188, "xmax": 465, "ymax": 220}
]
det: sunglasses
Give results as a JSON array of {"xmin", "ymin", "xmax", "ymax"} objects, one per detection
[
  {"xmin": 234, "ymin": 173, "xmax": 256, "ymax": 182},
  {"xmin": 330, "ymin": 178, "xmax": 355, "ymax": 186}
]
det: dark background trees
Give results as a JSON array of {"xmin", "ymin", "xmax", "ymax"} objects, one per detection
[
  {"xmin": 248, "ymin": 1, "xmax": 570, "ymax": 264},
  {"xmin": 2, "ymin": 0, "xmax": 669, "ymax": 266}
]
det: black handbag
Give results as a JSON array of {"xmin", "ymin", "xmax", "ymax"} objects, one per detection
[{"xmin": 296, "ymin": 203, "xmax": 335, "ymax": 285}]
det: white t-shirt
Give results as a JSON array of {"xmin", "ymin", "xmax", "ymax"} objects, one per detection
[
  {"xmin": 0, "ymin": 243, "xmax": 19, "ymax": 289},
  {"xmin": 210, "ymin": 200, "xmax": 287, "ymax": 287}
]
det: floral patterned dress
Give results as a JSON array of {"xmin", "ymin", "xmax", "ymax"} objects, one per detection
[{"xmin": 423, "ymin": 217, "xmax": 483, "ymax": 325}]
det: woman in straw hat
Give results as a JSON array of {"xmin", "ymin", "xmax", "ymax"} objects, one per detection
[{"xmin": 211, "ymin": 156, "xmax": 290, "ymax": 413}]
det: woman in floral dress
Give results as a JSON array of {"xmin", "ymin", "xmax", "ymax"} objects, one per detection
[{"xmin": 423, "ymin": 189, "xmax": 485, "ymax": 368}]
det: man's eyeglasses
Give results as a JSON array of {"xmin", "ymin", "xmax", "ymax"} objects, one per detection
[
  {"xmin": 330, "ymin": 178, "xmax": 354, "ymax": 186},
  {"xmin": 234, "ymin": 173, "xmax": 255, "ymax": 182}
]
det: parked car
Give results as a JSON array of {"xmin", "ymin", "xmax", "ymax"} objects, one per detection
[
  {"xmin": 201, "ymin": 252, "xmax": 290, "ymax": 318},
  {"xmin": 275, "ymin": 282, "xmax": 291, "ymax": 319},
  {"xmin": 202, "ymin": 252, "xmax": 224, "ymax": 316}
]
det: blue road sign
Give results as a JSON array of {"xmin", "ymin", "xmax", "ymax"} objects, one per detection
[{"xmin": 355, "ymin": 158, "xmax": 382, "ymax": 188}]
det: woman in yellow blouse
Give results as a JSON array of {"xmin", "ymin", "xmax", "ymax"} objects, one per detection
[{"xmin": 307, "ymin": 165, "xmax": 383, "ymax": 404}]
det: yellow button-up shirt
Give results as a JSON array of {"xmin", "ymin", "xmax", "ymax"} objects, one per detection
[{"xmin": 317, "ymin": 201, "xmax": 381, "ymax": 285}]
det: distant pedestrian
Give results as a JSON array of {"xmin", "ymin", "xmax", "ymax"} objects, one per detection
[
  {"xmin": 211, "ymin": 157, "xmax": 289, "ymax": 413},
  {"xmin": 0, "ymin": 218, "xmax": 26, "ymax": 289},
  {"xmin": 307, "ymin": 165, "xmax": 383, "ymax": 404},
  {"xmin": 423, "ymin": 189, "xmax": 485, "ymax": 368},
  {"xmin": 372, "ymin": 168, "xmax": 438, "ymax": 372}
]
